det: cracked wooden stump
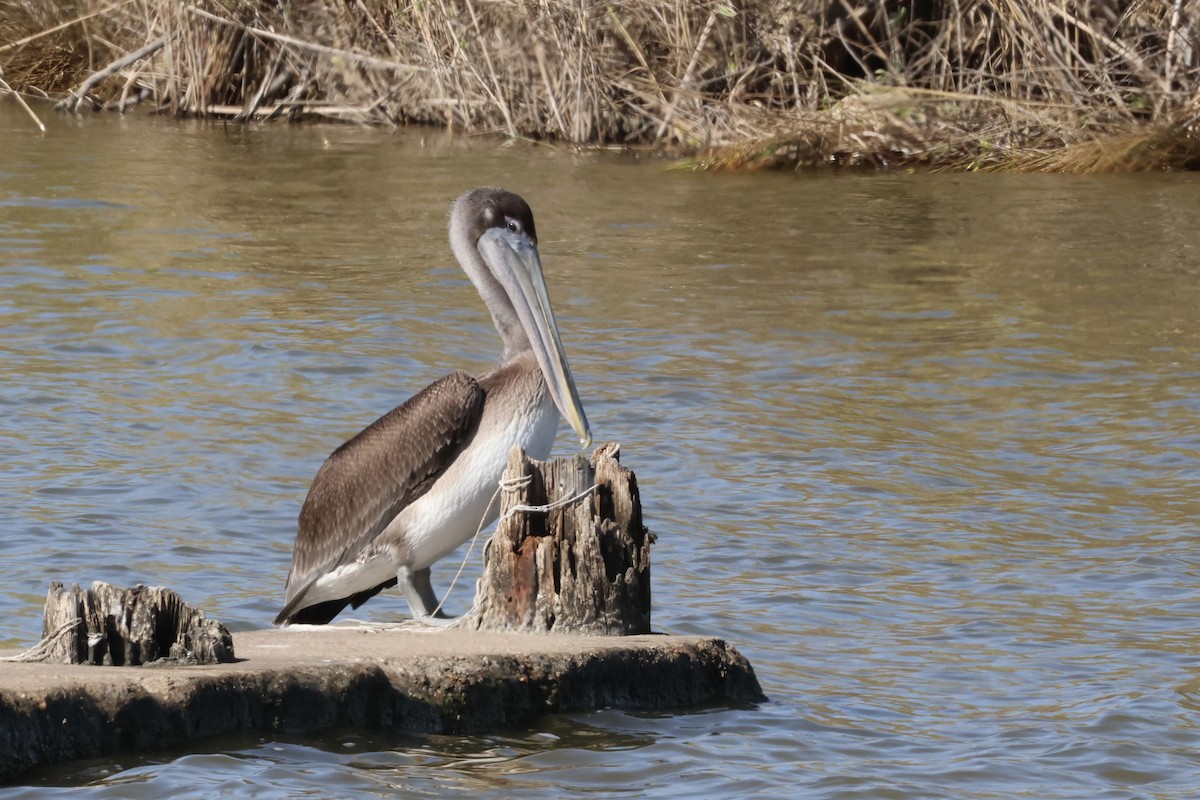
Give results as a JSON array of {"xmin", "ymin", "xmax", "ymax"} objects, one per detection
[
  {"xmin": 467, "ymin": 442, "xmax": 652, "ymax": 635},
  {"xmin": 41, "ymin": 581, "xmax": 235, "ymax": 665}
]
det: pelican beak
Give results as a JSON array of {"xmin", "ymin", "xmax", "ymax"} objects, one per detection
[{"xmin": 477, "ymin": 228, "xmax": 592, "ymax": 449}]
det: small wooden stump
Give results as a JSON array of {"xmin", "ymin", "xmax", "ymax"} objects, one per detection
[
  {"xmin": 467, "ymin": 442, "xmax": 652, "ymax": 635},
  {"xmin": 41, "ymin": 581, "xmax": 235, "ymax": 666}
]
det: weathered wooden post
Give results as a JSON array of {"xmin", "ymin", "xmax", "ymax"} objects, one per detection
[
  {"xmin": 40, "ymin": 581, "xmax": 234, "ymax": 665},
  {"xmin": 466, "ymin": 442, "xmax": 652, "ymax": 634}
]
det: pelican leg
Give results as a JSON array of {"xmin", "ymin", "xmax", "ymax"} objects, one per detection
[{"xmin": 398, "ymin": 565, "xmax": 454, "ymax": 622}]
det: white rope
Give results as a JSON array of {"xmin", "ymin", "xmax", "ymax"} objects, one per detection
[
  {"xmin": 427, "ymin": 474, "xmax": 598, "ymax": 619},
  {"xmin": 0, "ymin": 618, "xmax": 81, "ymax": 663}
]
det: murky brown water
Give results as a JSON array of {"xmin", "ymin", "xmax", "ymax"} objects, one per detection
[{"xmin": 3, "ymin": 97, "xmax": 1200, "ymax": 798}]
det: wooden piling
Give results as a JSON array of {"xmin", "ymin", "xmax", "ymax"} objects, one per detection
[
  {"xmin": 467, "ymin": 443, "xmax": 653, "ymax": 635},
  {"xmin": 41, "ymin": 581, "xmax": 235, "ymax": 666}
]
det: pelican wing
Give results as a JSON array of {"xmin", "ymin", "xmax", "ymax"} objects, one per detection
[{"xmin": 275, "ymin": 371, "xmax": 484, "ymax": 623}]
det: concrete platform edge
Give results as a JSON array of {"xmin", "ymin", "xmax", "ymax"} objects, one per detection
[{"xmin": 0, "ymin": 629, "xmax": 765, "ymax": 782}]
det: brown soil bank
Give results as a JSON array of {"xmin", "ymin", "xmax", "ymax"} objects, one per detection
[
  {"xmin": 0, "ymin": 628, "xmax": 763, "ymax": 782},
  {"xmin": 2, "ymin": 1, "xmax": 1200, "ymax": 171}
]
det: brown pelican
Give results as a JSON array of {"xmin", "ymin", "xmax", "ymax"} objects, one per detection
[{"xmin": 274, "ymin": 187, "xmax": 591, "ymax": 625}]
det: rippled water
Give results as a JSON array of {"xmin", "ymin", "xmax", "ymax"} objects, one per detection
[{"xmin": 3, "ymin": 98, "xmax": 1200, "ymax": 797}]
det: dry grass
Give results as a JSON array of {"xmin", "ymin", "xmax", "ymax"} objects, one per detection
[{"xmin": 2, "ymin": 1, "xmax": 1199, "ymax": 171}]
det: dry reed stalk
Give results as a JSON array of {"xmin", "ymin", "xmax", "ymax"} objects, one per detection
[{"xmin": 0, "ymin": 73, "xmax": 46, "ymax": 131}]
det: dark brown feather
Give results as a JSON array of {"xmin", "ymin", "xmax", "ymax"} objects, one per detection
[{"xmin": 274, "ymin": 371, "xmax": 484, "ymax": 624}]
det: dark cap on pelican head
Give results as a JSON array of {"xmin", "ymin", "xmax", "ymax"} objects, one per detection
[{"xmin": 465, "ymin": 188, "xmax": 538, "ymax": 245}]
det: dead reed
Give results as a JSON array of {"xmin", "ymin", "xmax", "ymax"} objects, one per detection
[{"xmin": 2, "ymin": 1, "xmax": 1199, "ymax": 171}]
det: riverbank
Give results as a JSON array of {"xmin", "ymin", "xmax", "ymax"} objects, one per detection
[
  {"xmin": 0, "ymin": 627, "xmax": 763, "ymax": 782},
  {"xmin": 2, "ymin": 1, "xmax": 1198, "ymax": 171}
]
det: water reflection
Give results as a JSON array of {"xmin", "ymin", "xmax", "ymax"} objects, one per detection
[{"xmin": 3, "ymin": 99, "xmax": 1200, "ymax": 797}]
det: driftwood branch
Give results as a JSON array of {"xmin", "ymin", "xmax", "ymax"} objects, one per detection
[
  {"xmin": 467, "ymin": 443, "xmax": 653, "ymax": 635},
  {"xmin": 40, "ymin": 581, "xmax": 234, "ymax": 665},
  {"xmin": 57, "ymin": 35, "xmax": 167, "ymax": 113}
]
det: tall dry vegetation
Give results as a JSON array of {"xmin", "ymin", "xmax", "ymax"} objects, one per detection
[{"xmin": 2, "ymin": 0, "xmax": 1199, "ymax": 170}]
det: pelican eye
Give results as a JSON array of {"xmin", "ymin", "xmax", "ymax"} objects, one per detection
[{"xmin": 506, "ymin": 218, "xmax": 521, "ymax": 234}]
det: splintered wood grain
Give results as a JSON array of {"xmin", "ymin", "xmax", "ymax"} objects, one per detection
[{"xmin": 469, "ymin": 444, "xmax": 652, "ymax": 635}]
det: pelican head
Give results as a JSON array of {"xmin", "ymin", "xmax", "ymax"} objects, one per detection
[{"xmin": 449, "ymin": 187, "xmax": 591, "ymax": 449}]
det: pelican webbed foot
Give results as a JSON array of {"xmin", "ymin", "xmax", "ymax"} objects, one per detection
[{"xmin": 399, "ymin": 565, "xmax": 455, "ymax": 620}]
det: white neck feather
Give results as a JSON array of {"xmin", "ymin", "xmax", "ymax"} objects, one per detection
[{"xmin": 449, "ymin": 208, "xmax": 530, "ymax": 361}]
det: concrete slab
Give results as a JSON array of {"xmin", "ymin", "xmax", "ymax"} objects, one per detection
[{"xmin": 0, "ymin": 626, "xmax": 764, "ymax": 782}]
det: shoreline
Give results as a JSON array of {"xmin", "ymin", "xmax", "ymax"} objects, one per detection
[{"xmin": 2, "ymin": 2, "xmax": 1198, "ymax": 173}]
